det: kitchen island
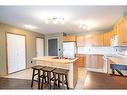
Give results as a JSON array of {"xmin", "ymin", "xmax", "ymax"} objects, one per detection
[{"xmin": 32, "ymin": 56, "xmax": 78, "ymax": 89}]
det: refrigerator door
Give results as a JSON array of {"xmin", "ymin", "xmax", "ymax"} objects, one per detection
[{"xmin": 63, "ymin": 42, "xmax": 76, "ymax": 58}]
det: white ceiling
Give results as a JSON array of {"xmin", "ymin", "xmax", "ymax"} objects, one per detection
[{"xmin": 0, "ymin": 6, "xmax": 126, "ymax": 34}]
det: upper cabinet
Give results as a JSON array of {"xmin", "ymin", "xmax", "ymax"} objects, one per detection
[
  {"xmin": 64, "ymin": 17, "xmax": 127, "ymax": 47},
  {"xmin": 77, "ymin": 33, "xmax": 103, "ymax": 47},
  {"xmin": 117, "ymin": 17, "xmax": 127, "ymax": 45},
  {"xmin": 94, "ymin": 33, "xmax": 103, "ymax": 46},
  {"xmin": 103, "ymin": 17, "xmax": 127, "ymax": 46},
  {"xmin": 77, "ymin": 35, "xmax": 85, "ymax": 47},
  {"xmin": 103, "ymin": 31, "xmax": 112, "ymax": 46},
  {"xmin": 63, "ymin": 35, "xmax": 76, "ymax": 42}
]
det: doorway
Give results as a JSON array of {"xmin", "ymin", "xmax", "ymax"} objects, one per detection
[{"xmin": 48, "ymin": 38, "xmax": 58, "ymax": 56}]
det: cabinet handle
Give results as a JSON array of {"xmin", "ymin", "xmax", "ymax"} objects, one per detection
[{"xmin": 123, "ymin": 41, "xmax": 127, "ymax": 43}]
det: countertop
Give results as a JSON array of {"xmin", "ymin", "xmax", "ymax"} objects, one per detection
[
  {"xmin": 32, "ymin": 56, "xmax": 78, "ymax": 64},
  {"xmin": 78, "ymin": 53, "xmax": 127, "ymax": 65},
  {"xmin": 105, "ymin": 54, "xmax": 127, "ymax": 65}
]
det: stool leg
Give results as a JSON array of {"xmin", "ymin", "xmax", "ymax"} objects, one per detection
[
  {"xmin": 62, "ymin": 75, "xmax": 64, "ymax": 88},
  {"xmin": 48, "ymin": 72, "xmax": 51, "ymax": 89},
  {"xmin": 38, "ymin": 70, "xmax": 41, "ymax": 89},
  {"xmin": 53, "ymin": 73, "xmax": 56, "ymax": 89},
  {"xmin": 58, "ymin": 74, "xmax": 60, "ymax": 88},
  {"xmin": 31, "ymin": 69, "xmax": 35, "ymax": 88},
  {"xmin": 41, "ymin": 78, "xmax": 43, "ymax": 89},
  {"xmin": 65, "ymin": 74, "xmax": 69, "ymax": 89},
  {"xmin": 41, "ymin": 71, "xmax": 45, "ymax": 89},
  {"xmin": 43, "ymin": 71, "xmax": 46, "ymax": 83},
  {"xmin": 46, "ymin": 72, "xmax": 48, "ymax": 83}
]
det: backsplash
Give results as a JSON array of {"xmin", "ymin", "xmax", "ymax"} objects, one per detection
[
  {"xmin": 114, "ymin": 46, "xmax": 127, "ymax": 56},
  {"xmin": 77, "ymin": 47, "xmax": 117, "ymax": 55}
]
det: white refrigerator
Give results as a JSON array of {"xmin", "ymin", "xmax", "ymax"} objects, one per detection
[{"xmin": 63, "ymin": 42, "xmax": 76, "ymax": 58}]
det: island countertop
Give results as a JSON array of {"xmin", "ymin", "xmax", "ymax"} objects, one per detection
[{"xmin": 32, "ymin": 56, "xmax": 78, "ymax": 64}]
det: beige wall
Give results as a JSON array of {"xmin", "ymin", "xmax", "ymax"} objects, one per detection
[{"xmin": 0, "ymin": 23, "xmax": 44, "ymax": 76}]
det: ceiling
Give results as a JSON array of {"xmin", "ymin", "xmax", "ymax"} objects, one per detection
[{"xmin": 0, "ymin": 6, "xmax": 126, "ymax": 34}]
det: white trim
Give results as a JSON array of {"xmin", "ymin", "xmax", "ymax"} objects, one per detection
[{"xmin": 47, "ymin": 37, "xmax": 59, "ymax": 56}]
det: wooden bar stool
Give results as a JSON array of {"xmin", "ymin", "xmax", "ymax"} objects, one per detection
[
  {"xmin": 31, "ymin": 65, "xmax": 45, "ymax": 89},
  {"xmin": 53, "ymin": 68, "xmax": 69, "ymax": 89},
  {"xmin": 41, "ymin": 66, "xmax": 55, "ymax": 89}
]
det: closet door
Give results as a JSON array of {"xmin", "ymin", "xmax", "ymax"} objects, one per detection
[
  {"xmin": 7, "ymin": 33, "xmax": 26, "ymax": 74},
  {"xmin": 36, "ymin": 38, "xmax": 44, "ymax": 57}
]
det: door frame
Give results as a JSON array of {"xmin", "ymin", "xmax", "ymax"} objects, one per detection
[
  {"xmin": 47, "ymin": 37, "xmax": 59, "ymax": 56},
  {"xmin": 6, "ymin": 32, "xmax": 27, "ymax": 75},
  {"xmin": 35, "ymin": 37, "xmax": 45, "ymax": 57}
]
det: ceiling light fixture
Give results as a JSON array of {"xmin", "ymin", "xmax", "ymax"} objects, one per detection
[
  {"xmin": 44, "ymin": 17, "xmax": 64, "ymax": 24},
  {"xmin": 79, "ymin": 24, "xmax": 88, "ymax": 30},
  {"xmin": 24, "ymin": 24, "xmax": 37, "ymax": 29}
]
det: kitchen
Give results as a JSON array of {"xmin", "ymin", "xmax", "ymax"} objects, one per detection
[{"xmin": 0, "ymin": 6, "xmax": 127, "ymax": 90}]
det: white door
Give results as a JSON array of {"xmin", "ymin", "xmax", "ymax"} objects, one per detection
[
  {"xmin": 7, "ymin": 33, "xmax": 26, "ymax": 74},
  {"xmin": 36, "ymin": 38, "xmax": 44, "ymax": 57}
]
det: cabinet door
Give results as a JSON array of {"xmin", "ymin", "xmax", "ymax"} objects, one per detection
[
  {"xmin": 85, "ymin": 34, "xmax": 103, "ymax": 46},
  {"xmin": 86, "ymin": 55, "xmax": 97, "ymax": 68},
  {"xmin": 84, "ymin": 35, "xmax": 93, "ymax": 46},
  {"xmin": 103, "ymin": 32, "xmax": 111, "ymax": 46},
  {"xmin": 112, "ymin": 25, "xmax": 118, "ymax": 36},
  {"xmin": 96, "ymin": 34, "xmax": 103, "ymax": 46},
  {"xmin": 97, "ymin": 55, "xmax": 104, "ymax": 69},
  {"xmin": 77, "ymin": 36, "xmax": 85, "ymax": 47},
  {"xmin": 118, "ymin": 19, "xmax": 127, "ymax": 45},
  {"xmin": 86, "ymin": 55, "xmax": 104, "ymax": 69},
  {"xmin": 76, "ymin": 54, "xmax": 85, "ymax": 67},
  {"xmin": 86, "ymin": 55, "xmax": 92, "ymax": 68}
]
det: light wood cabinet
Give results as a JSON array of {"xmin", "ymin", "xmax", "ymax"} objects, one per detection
[
  {"xmin": 112, "ymin": 25, "xmax": 118, "ymax": 36},
  {"xmin": 86, "ymin": 55, "xmax": 104, "ymax": 69},
  {"xmin": 77, "ymin": 36, "xmax": 85, "ymax": 47},
  {"xmin": 63, "ymin": 35, "xmax": 76, "ymax": 42},
  {"xmin": 97, "ymin": 55, "xmax": 104, "ymax": 69},
  {"xmin": 77, "ymin": 34, "xmax": 103, "ymax": 47},
  {"xmin": 117, "ymin": 18, "xmax": 127, "ymax": 45},
  {"xmin": 103, "ymin": 32, "xmax": 112, "ymax": 46},
  {"xmin": 88, "ymin": 34, "xmax": 103, "ymax": 46},
  {"xmin": 76, "ymin": 54, "xmax": 85, "ymax": 67},
  {"xmin": 95, "ymin": 34, "xmax": 103, "ymax": 46}
]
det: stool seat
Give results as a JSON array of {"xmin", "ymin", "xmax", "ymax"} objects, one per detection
[
  {"xmin": 32, "ymin": 65, "xmax": 45, "ymax": 70},
  {"xmin": 53, "ymin": 68, "xmax": 69, "ymax": 74},
  {"xmin": 42, "ymin": 67, "xmax": 55, "ymax": 72}
]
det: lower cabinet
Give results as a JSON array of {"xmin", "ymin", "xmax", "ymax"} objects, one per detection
[
  {"xmin": 85, "ymin": 55, "xmax": 104, "ymax": 69},
  {"xmin": 76, "ymin": 54, "xmax": 85, "ymax": 67}
]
